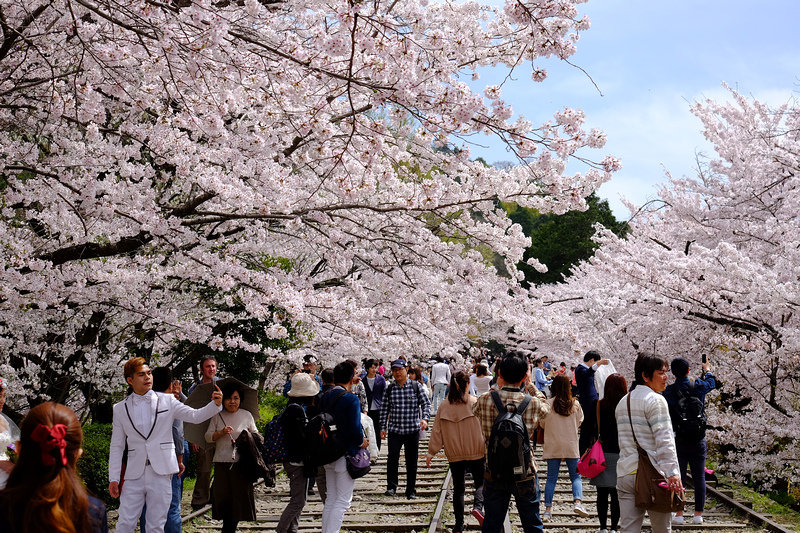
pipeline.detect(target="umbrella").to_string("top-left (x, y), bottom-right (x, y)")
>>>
top-left (183, 377), bottom-right (260, 449)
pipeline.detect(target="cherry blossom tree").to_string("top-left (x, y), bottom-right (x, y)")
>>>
top-left (0, 0), bottom-right (617, 410)
top-left (539, 86), bottom-right (800, 486)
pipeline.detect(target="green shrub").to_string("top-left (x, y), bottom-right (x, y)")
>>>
top-left (256, 390), bottom-right (287, 434)
top-left (79, 423), bottom-right (116, 509)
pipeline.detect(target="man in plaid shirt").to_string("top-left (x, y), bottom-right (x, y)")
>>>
top-left (380, 358), bottom-right (431, 499)
top-left (474, 353), bottom-right (550, 533)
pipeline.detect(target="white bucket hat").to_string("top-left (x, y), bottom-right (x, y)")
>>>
top-left (288, 372), bottom-right (319, 397)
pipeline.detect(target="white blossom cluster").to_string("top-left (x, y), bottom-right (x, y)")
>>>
top-left (0, 0), bottom-right (613, 405)
top-left (536, 87), bottom-right (800, 486)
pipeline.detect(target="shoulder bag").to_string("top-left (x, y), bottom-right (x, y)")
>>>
top-left (626, 395), bottom-right (684, 513)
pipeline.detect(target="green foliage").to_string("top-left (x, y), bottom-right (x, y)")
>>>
top-left (78, 423), bottom-right (116, 509)
top-left (505, 193), bottom-right (628, 287)
top-left (168, 312), bottom-right (303, 389)
top-left (255, 391), bottom-right (288, 434)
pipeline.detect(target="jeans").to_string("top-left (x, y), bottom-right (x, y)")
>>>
top-left (617, 473), bottom-right (672, 533)
top-left (386, 432), bottom-right (420, 496)
top-left (677, 438), bottom-right (708, 513)
top-left (432, 383), bottom-right (447, 413)
top-left (482, 473), bottom-right (543, 533)
top-left (277, 462), bottom-right (307, 533)
top-left (322, 456), bottom-right (355, 533)
top-left (450, 459), bottom-right (485, 530)
top-left (544, 458), bottom-right (582, 506)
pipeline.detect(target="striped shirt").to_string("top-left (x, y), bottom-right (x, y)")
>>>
top-left (473, 387), bottom-right (550, 475)
top-left (615, 385), bottom-right (680, 478)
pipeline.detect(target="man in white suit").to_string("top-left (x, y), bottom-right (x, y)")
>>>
top-left (109, 357), bottom-right (223, 533)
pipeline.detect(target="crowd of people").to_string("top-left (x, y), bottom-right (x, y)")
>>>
top-left (0, 347), bottom-right (718, 533)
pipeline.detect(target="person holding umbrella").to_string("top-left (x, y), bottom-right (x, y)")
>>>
top-left (187, 355), bottom-right (219, 510)
top-left (205, 381), bottom-right (260, 533)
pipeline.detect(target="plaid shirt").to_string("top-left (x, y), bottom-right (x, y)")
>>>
top-left (380, 379), bottom-right (431, 435)
top-left (473, 386), bottom-right (550, 475)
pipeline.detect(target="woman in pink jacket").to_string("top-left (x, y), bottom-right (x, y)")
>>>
top-left (426, 371), bottom-right (485, 533)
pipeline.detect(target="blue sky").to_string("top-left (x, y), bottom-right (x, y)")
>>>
top-left (468, 0), bottom-right (800, 218)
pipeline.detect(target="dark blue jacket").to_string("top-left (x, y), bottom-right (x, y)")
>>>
top-left (662, 372), bottom-right (716, 410)
top-left (359, 372), bottom-right (387, 412)
top-left (574, 363), bottom-right (598, 407)
top-left (319, 386), bottom-right (364, 456)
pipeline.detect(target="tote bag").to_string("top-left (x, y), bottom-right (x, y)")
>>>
top-left (577, 439), bottom-right (606, 478)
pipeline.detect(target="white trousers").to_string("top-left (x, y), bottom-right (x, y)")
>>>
top-left (115, 463), bottom-right (173, 533)
top-left (321, 456), bottom-right (355, 533)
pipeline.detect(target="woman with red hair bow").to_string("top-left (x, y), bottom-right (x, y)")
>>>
top-left (0, 401), bottom-right (108, 533)
top-left (0, 377), bottom-right (20, 489)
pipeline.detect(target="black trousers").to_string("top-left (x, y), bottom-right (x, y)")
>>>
top-left (386, 431), bottom-right (419, 496)
top-left (450, 459), bottom-right (485, 530)
top-left (367, 409), bottom-right (382, 450)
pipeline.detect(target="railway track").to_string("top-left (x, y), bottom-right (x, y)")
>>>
top-left (182, 432), bottom-right (795, 533)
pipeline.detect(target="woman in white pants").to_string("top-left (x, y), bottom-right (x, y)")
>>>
top-left (319, 362), bottom-right (368, 533)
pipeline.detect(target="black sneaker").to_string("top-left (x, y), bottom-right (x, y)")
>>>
top-left (384, 489), bottom-right (396, 497)
top-left (406, 492), bottom-right (418, 500)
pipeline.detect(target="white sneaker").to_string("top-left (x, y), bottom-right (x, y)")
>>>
top-left (692, 516), bottom-right (704, 524)
top-left (597, 529), bottom-right (608, 533)
top-left (542, 510), bottom-right (552, 522)
top-left (574, 503), bottom-right (589, 517)
top-left (672, 515), bottom-right (685, 525)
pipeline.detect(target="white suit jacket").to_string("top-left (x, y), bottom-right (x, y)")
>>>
top-left (109, 391), bottom-right (221, 482)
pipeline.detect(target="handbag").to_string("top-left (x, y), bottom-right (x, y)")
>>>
top-left (345, 447), bottom-right (371, 479)
top-left (577, 439), bottom-right (606, 478)
top-left (577, 401), bottom-right (606, 478)
top-left (626, 395), bottom-right (684, 513)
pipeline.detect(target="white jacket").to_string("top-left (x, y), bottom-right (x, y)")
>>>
top-left (361, 413), bottom-right (379, 463)
top-left (109, 392), bottom-right (221, 482)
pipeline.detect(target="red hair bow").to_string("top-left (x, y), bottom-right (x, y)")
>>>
top-left (30, 423), bottom-right (69, 467)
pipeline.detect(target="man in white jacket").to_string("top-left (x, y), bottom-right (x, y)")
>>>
top-left (109, 357), bottom-right (223, 533)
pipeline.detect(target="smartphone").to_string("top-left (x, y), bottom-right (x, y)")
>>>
top-left (702, 354), bottom-right (708, 364)
top-left (659, 481), bottom-right (685, 491)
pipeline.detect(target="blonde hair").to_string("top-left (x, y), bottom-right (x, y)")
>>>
top-left (123, 357), bottom-right (146, 380)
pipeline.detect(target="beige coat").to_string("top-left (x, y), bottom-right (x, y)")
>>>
top-left (427, 396), bottom-right (485, 463)
top-left (540, 398), bottom-right (583, 459)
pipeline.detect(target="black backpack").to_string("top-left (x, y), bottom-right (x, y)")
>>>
top-left (303, 389), bottom-right (348, 467)
top-left (673, 381), bottom-right (706, 442)
top-left (486, 390), bottom-right (533, 482)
